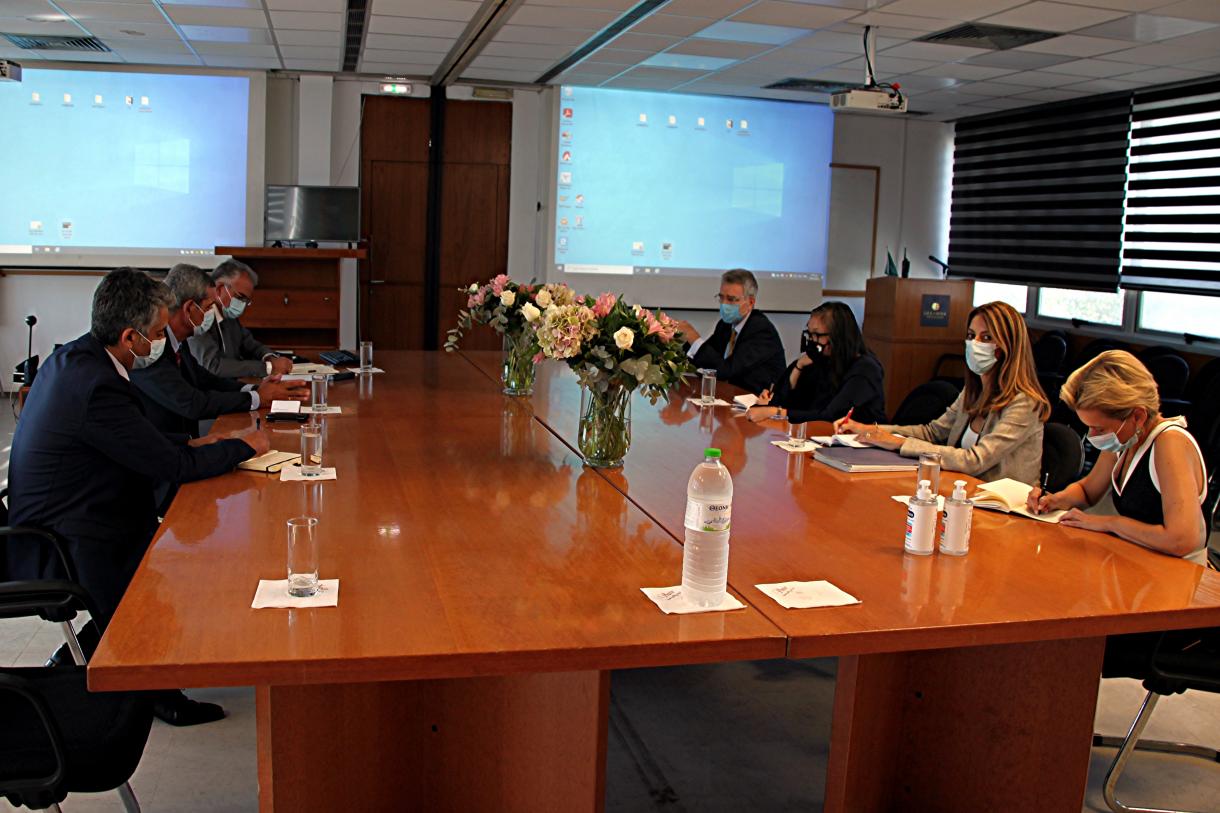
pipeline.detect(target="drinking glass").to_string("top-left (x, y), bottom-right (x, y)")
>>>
top-left (787, 417), bottom-right (808, 448)
top-left (358, 341), bottom-right (374, 371)
top-left (287, 516), bottom-right (319, 597)
top-left (699, 369), bottom-right (717, 406)
top-left (310, 374), bottom-right (328, 412)
top-left (917, 452), bottom-right (942, 496)
top-left (300, 425), bottom-right (323, 476)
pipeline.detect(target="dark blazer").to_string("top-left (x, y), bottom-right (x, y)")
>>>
top-left (131, 334), bottom-right (254, 438)
top-left (6, 334), bottom-right (253, 625)
top-left (772, 353), bottom-right (886, 424)
top-left (188, 315), bottom-right (275, 379)
top-left (690, 309), bottom-right (787, 395)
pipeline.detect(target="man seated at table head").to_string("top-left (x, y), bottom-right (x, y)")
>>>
top-left (672, 269), bottom-right (787, 395)
top-left (189, 259), bottom-right (293, 379)
top-left (6, 267), bottom-right (270, 724)
top-left (131, 263), bottom-right (308, 439)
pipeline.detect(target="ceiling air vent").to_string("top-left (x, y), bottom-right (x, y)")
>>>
top-left (765, 78), bottom-right (855, 94)
top-left (3, 33), bottom-right (111, 52)
top-left (918, 23), bottom-right (1058, 51)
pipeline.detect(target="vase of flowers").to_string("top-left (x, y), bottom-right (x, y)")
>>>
top-left (535, 291), bottom-right (693, 468)
top-left (446, 276), bottom-right (573, 397)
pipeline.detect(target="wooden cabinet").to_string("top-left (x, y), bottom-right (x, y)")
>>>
top-left (213, 246), bottom-right (365, 351)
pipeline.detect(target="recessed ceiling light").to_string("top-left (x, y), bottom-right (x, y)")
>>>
top-left (27, 14), bottom-right (68, 22)
top-left (119, 29), bottom-right (146, 36)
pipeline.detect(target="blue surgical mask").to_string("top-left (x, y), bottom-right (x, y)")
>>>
top-left (131, 330), bottom-right (166, 369)
top-left (965, 340), bottom-right (997, 375)
top-left (187, 301), bottom-right (212, 337)
top-left (200, 305), bottom-right (216, 333)
top-left (720, 303), bottom-right (743, 324)
top-left (224, 298), bottom-right (247, 319)
top-left (1088, 417), bottom-right (1138, 454)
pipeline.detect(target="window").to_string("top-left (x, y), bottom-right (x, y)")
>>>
top-left (1139, 291), bottom-right (1220, 340)
top-left (1037, 287), bottom-right (1124, 326)
top-left (973, 281), bottom-right (1028, 313)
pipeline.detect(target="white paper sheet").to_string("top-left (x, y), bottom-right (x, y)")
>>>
top-left (270, 400), bottom-right (300, 414)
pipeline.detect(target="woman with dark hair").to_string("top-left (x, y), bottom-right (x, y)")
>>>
top-left (838, 300), bottom-right (1050, 484)
top-left (746, 301), bottom-right (885, 425)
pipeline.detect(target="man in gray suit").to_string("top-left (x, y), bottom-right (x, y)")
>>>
top-left (189, 259), bottom-right (293, 379)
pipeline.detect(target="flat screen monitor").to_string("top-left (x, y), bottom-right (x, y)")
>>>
top-left (264, 185), bottom-right (360, 243)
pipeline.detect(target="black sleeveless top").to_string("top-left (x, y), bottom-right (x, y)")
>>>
top-left (1111, 422), bottom-right (1201, 528)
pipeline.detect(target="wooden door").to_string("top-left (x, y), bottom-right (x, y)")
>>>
top-left (360, 96), bottom-right (430, 350)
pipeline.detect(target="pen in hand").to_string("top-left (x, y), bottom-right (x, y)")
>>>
top-left (1034, 471), bottom-right (1051, 514)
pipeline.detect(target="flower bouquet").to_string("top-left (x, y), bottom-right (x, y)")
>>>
top-left (445, 275), bottom-right (574, 396)
top-left (535, 292), bottom-right (694, 467)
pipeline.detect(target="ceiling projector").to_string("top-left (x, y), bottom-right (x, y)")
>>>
top-left (0, 59), bottom-right (21, 82)
top-left (831, 86), bottom-right (907, 113)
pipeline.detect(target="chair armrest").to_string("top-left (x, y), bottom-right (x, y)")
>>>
top-left (0, 526), bottom-right (77, 583)
top-left (0, 672), bottom-right (69, 798)
top-left (0, 579), bottom-right (98, 624)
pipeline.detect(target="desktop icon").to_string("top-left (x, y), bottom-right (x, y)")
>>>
top-left (29, 220), bottom-right (43, 235)
top-left (667, 114), bottom-right (677, 127)
top-left (638, 113), bottom-right (648, 125)
top-left (60, 220), bottom-right (73, 239)
top-left (93, 94), bottom-right (103, 106)
top-left (560, 217), bottom-right (569, 228)
top-left (574, 216), bottom-right (584, 228)
top-left (559, 171), bottom-right (572, 185)
top-left (561, 130), bottom-right (572, 143)
top-left (740, 119), bottom-right (749, 131)
top-left (575, 194), bottom-right (585, 207)
top-left (558, 236), bottom-right (568, 250)
top-left (562, 107), bottom-right (573, 119)
top-left (30, 92), bottom-right (41, 104)
top-left (631, 241), bottom-right (644, 255)
top-left (697, 117), bottom-right (705, 128)
top-left (562, 86), bottom-right (574, 98)
top-left (140, 96), bottom-right (150, 107)
top-left (725, 119), bottom-right (733, 129)
top-left (62, 93), bottom-right (73, 106)
top-left (661, 241), bottom-right (673, 260)
top-left (561, 150), bottom-right (572, 163)
top-left (125, 95), bottom-right (134, 106)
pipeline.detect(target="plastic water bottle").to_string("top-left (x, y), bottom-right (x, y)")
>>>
top-left (904, 479), bottom-right (937, 556)
top-left (939, 479), bottom-right (973, 556)
top-left (682, 448), bottom-right (733, 607)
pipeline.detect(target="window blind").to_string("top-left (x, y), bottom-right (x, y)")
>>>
top-left (1122, 78), bottom-right (1220, 296)
top-left (948, 94), bottom-right (1131, 290)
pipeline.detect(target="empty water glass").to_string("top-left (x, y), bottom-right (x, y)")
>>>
top-left (358, 341), bottom-right (374, 372)
top-left (300, 425), bottom-right (323, 477)
top-left (917, 451), bottom-right (942, 496)
top-left (699, 369), bottom-right (717, 406)
top-left (287, 516), bottom-right (319, 597)
top-left (310, 374), bottom-right (328, 412)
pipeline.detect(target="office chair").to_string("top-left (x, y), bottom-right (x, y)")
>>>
top-left (890, 379), bottom-right (960, 426)
top-left (0, 491), bottom-right (151, 812)
top-left (1137, 348), bottom-right (1191, 418)
top-left (1092, 627), bottom-right (1220, 813)
top-left (1041, 423), bottom-right (1084, 493)
top-left (1031, 330), bottom-right (1069, 375)
top-left (930, 353), bottom-right (966, 389)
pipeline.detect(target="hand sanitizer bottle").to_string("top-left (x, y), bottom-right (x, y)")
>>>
top-left (904, 479), bottom-right (937, 556)
top-left (939, 479), bottom-right (973, 556)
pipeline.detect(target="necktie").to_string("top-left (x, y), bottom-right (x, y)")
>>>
top-left (727, 329), bottom-right (738, 358)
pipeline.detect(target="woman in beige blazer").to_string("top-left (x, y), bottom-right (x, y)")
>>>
top-left (838, 300), bottom-right (1051, 485)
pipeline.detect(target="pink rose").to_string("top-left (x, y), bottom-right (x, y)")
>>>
top-left (490, 274), bottom-right (510, 295)
top-left (593, 292), bottom-right (617, 318)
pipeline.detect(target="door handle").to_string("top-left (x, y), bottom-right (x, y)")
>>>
top-left (370, 280), bottom-right (386, 285)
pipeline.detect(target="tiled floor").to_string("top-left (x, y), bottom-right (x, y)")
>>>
top-left (2, 404), bottom-right (1218, 811)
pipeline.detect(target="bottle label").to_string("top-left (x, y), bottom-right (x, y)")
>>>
top-left (904, 505), bottom-right (935, 553)
top-left (685, 500), bottom-right (731, 532)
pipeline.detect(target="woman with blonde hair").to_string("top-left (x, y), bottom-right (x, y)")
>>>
top-left (837, 301), bottom-right (1050, 484)
top-left (1027, 350), bottom-right (1209, 563)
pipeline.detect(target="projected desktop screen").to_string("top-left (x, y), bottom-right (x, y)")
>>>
top-left (553, 87), bottom-right (833, 280)
top-left (0, 68), bottom-right (250, 258)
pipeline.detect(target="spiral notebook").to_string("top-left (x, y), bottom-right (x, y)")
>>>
top-left (813, 445), bottom-right (918, 473)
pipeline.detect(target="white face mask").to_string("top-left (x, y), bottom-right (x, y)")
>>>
top-left (131, 330), bottom-right (166, 369)
top-left (187, 301), bottom-right (212, 337)
top-left (965, 339), bottom-right (997, 375)
top-left (1088, 416), bottom-right (1139, 454)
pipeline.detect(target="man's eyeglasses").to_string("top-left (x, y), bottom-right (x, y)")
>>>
top-left (801, 330), bottom-right (831, 342)
top-left (222, 285), bottom-right (252, 305)
top-left (715, 294), bottom-right (746, 305)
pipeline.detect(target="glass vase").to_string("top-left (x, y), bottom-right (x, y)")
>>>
top-left (501, 330), bottom-right (537, 396)
top-left (578, 385), bottom-right (632, 468)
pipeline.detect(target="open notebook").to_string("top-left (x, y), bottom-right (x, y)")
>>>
top-left (809, 434), bottom-right (869, 448)
top-left (972, 478), bottom-right (1066, 524)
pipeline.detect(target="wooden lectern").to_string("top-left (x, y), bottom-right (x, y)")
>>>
top-left (862, 276), bottom-right (975, 416)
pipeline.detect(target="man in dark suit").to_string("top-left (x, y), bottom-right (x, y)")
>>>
top-left (674, 269), bottom-right (787, 394)
top-left (189, 259), bottom-right (293, 379)
top-left (132, 264), bottom-right (307, 439)
top-left (6, 267), bottom-right (270, 725)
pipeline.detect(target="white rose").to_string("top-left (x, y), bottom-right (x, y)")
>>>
top-left (500, 290), bottom-right (516, 307)
top-left (468, 283), bottom-right (479, 293)
top-left (613, 326), bottom-right (634, 350)
top-left (535, 289), bottom-right (552, 309)
top-left (522, 302), bottom-right (541, 323)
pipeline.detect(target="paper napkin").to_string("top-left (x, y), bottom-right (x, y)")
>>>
top-left (891, 495), bottom-right (947, 511)
top-left (252, 579), bottom-right (339, 609)
top-left (347, 367), bottom-right (385, 374)
top-left (641, 586), bottom-right (746, 615)
top-left (686, 397), bottom-right (733, 408)
top-left (755, 580), bottom-right (860, 610)
top-left (770, 439), bottom-right (817, 454)
top-left (280, 465), bottom-right (337, 482)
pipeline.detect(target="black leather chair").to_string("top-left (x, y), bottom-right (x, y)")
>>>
top-left (931, 353), bottom-right (966, 390)
top-left (1069, 338), bottom-right (1130, 373)
top-left (0, 490), bottom-right (151, 812)
top-left (1031, 330), bottom-right (1068, 375)
top-left (890, 379), bottom-right (961, 426)
top-left (1138, 347), bottom-right (1191, 418)
top-left (1093, 627), bottom-right (1220, 813)
top-left (1041, 423), bottom-right (1084, 493)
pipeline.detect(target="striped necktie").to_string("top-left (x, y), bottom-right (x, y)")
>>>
top-left (727, 328), bottom-right (738, 358)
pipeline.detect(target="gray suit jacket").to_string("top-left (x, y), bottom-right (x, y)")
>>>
top-left (882, 391), bottom-right (1045, 485)
top-left (188, 315), bottom-right (275, 379)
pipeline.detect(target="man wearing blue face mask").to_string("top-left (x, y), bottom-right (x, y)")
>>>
top-left (673, 268), bottom-right (786, 394)
top-left (188, 259), bottom-right (293, 379)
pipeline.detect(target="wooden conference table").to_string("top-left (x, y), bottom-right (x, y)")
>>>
top-left (89, 351), bottom-right (1220, 812)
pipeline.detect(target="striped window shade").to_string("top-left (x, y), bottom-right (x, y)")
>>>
top-left (948, 94), bottom-right (1132, 290)
top-left (1122, 79), bottom-right (1220, 296)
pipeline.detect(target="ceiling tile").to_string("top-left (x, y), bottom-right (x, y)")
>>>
top-left (267, 0), bottom-right (344, 10)
top-left (606, 33), bottom-right (679, 52)
top-left (1183, 55), bottom-right (1220, 72)
top-left (1117, 66), bottom-right (1213, 84)
top-left (202, 54), bottom-right (281, 68)
top-left (1055, 0), bottom-right (1180, 10)
top-left (807, 65), bottom-right (866, 83)
top-left (282, 58), bottom-right (339, 69)
top-left (565, 60), bottom-right (628, 76)
top-left (81, 20), bottom-right (182, 40)
top-left (506, 6), bottom-right (619, 29)
top-left (640, 51), bottom-right (737, 70)
top-left (847, 10), bottom-right (958, 32)
top-left (0, 16), bottom-right (87, 35)
top-left (493, 25), bottom-right (594, 45)
top-left (981, 2), bottom-right (1128, 33)
top-left (114, 51), bottom-right (203, 65)
top-left (1057, 77), bottom-right (1144, 92)
top-left (526, 0), bottom-right (638, 8)
top-left (180, 24), bottom-right (272, 42)
top-left (632, 14), bottom-right (715, 37)
top-left (480, 40), bottom-right (573, 59)
top-left (999, 69), bottom-right (1089, 86)
top-left (667, 38), bottom-right (771, 59)
top-left (918, 62), bottom-right (1017, 80)
top-left (161, 0), bottom-right (260, 7)
top-left (886, 73), bottom-right (961, 92)
top-left (660, 0), bottom-right (754, 19)
top-left (620, 65), bottom-right (704, 80)
top-left (954, 79), bottom-right (1040, 96)
top-left (1093, 42), bottom-right (1197, 63)
top-left (1154, 0), bottom-right (1220, 24)
top-left (278, 44), bottom-right (339, 58)
top-left (362, 47), bottom-right (441, 64)
top-left (269, 10), bottom-right (342, 30)
top-left (272, 27), bottom-right (341, 45)
top-left (164, 5), bottom-right (267, 27)
top-left (965, 96), bottom-right (1039, 109)
top-left (586, 47), bottom-right (649, 65)
top-left (601, 74), bottom-right (682, 89)
top-left (358, 60), bottom-right (435, 74)
top-left (962, 50), bottom-right (1075, 69)
top-left (0, 0), bottom-right (62, 16)
top-left (363, 32), bottom-right (452, 51)
top-left (837, 54), bottom-right (943, 74)
top-left (109, 39), bottom-right (191, 54)
top-left (468, 54), bottom-right (555, 71)
top-left (693, 20), bottom-right (811, 45)
top-left (556, 72), bottom-right (608, 85)
top-left (1073, 14), bottom-right (1218, 42)
top-left (881, 41), bottom-right (989, 61)
top-left (372, 0), bottom-right (477, 22)
top-left (784, 29), bottom-right (872, 54)
top-left (366, 15), bottom-right (464, 37)
top-left (730, 2), bottom-right (857, 29)
top-left (878, 0), bottom-right (1025, 19)
top-left (1013, 87), bottom-right (1088, 101)
top-left (1039, 57), bottom-right (1148, 76)
top-left (59, 2), bottom-right (165, 23)
top-left (193, 41), bottom-right (279, 55)
top-left (1015, 34), bottom-right (1131, 56)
